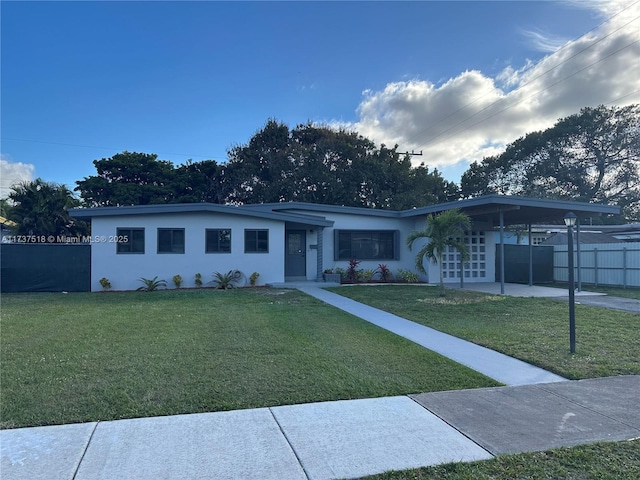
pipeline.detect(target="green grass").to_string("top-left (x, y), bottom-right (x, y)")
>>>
top-left (362, 439), bottom-right (640, 480)
top-left (547, 283), bottom-right (640, 300)
top-left (329, 285), bottom-right (640, 380)
top-left (0, 289), bottom-right (498, 429)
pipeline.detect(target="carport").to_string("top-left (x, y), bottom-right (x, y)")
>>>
top-left (401, 195), bottom-right (621, 294)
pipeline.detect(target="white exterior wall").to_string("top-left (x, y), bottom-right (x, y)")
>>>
top-left (317, 212), bottom-right (421, 278)
top-left (90, 212), bottom-right (284, 292)
top-left (409, 216), bottom-right (497, 284)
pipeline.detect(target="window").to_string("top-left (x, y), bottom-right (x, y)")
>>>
top-left (335, 230), bottom-right (399, 260)
top-left (116, 228), bottom-right (145, 254)
top-left (158, 228), bottom-right (185, 254)
top-left (245, 229), bottom-right (269, 253)
top-left (206, 229), bottom-right (231, 253)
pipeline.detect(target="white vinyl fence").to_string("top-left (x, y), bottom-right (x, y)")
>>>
top-left (554, 242), bottom-right (640, 288)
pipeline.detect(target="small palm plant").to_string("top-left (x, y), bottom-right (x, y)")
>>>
top-left (406, 209), bottom-right (471, 296)
top-left (210, 270), bottom-right (244, 289)
top-left (137, 276), bottom-right (167, 292)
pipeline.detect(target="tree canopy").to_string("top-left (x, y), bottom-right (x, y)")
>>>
top-left (7, 179), bottom-right (88, 238)
top-left (460, 104), bottom-right (640, 221)
top-left (76, 122), bottom-right (458, 209)
top-left (225, 120), bottom-right (458, 208)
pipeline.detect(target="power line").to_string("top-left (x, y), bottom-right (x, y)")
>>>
top-left (0, 137), bottom-right (227, 162)
top-left (399, 1), bottom-right (640, 150)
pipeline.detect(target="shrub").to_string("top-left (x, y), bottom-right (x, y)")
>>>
top-left (357, 269), bottom-right (374, 282)
top-left (249, 272), bottom-right (260, 286)
top-left (346, 259), bottom-right (360, 283)
top-left (137, 276), bottom-right (167, 292)
top-left (375, 264), bottom-right (393, 282)
top-left (334, 267), bottom-right (346, 281)
top-left (194, 273), bottom-right (203, 287)
top-left (397, 269), bottom-right (420, 283)
top-left (99, 277), bottom-right (111, 290)
top-left (172, 275), bottom-right (183, 288)
top-left (210, 270), bottom-right (244, 289)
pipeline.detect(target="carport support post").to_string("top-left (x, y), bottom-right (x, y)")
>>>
top-left (576, 221), bottom-right (582, 292)
top-left (316, 227), bottom-right (324, 282)
top-left (528, 223), bottom-right (533, 286)
top-left (499, 210), bottom-right (505, 295)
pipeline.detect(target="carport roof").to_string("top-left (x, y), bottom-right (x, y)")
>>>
top-left (399, 195), bottom-right (621, 226)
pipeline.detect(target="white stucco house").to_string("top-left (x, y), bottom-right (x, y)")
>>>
top-left (69, 195), bottom-right (620, 292)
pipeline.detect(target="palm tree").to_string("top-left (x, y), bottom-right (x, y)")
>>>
top-left (406, 208), bottom-right (472, 296)
top-left (7, 179), bottom-right (88, 238)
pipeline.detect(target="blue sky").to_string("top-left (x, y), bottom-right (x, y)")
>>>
top-left (2, 1), bottom-right (639, 198)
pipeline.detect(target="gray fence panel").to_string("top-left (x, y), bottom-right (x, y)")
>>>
top-left (496, 244), bottom-right (554, 284)
top-left (554, 242), bottom-right (640, 288)
top-left (0, 244), bottom-right (91, 292)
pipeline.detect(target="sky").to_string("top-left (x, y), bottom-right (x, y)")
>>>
top-left (1, 0), bottom-right (639, 199)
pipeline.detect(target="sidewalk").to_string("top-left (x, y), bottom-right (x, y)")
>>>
top-left (2, 283), bottom-right (637, 480)
top-left (2, 376), bottom-right (638, 480)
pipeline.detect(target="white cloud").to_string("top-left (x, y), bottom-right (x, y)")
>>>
top-left (521, 29), bottom-right (569, 53)
top-left (343, 1), bottom-right (640, 181)
top-left (0, 156), bottom-right (36, 199)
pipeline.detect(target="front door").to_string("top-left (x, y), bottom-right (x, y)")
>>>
top-left (285, 230), bottom-right (306, 278)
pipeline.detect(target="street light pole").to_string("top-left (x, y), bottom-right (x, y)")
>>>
top-left (564, 212), bottom-right (577, 354)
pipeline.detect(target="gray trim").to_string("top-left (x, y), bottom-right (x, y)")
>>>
top-left (69, 203), bottom-right (334, 227)
top-left (70, 195), bottom-right (620, 229)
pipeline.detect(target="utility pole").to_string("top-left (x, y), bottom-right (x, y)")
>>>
top-left (399, 150), bottom-right (423, 157)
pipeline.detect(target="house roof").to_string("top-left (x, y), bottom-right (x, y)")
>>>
top-left (69, 195), bottom-right (620, 228)
top-left (0, 215), bottom-right (17, 227)
top-left (399, 195), bottom-right (621, 226)
top-left (68, 203), bottom-right (334, 227)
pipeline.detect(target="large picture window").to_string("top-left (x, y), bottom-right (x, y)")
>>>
top-left (335, 230), bottom-right (399, 260)
top-left (158, 228), bottom-right (185, 254)
top-left (245, 229), bottom-right (269, 253)
top-left (206, 229), bottom-right (231, 253)
top-left (116, 228), bottom-right (145, 254)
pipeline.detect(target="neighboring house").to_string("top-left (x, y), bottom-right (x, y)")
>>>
top-left (69, 195), bottom-right (620, 292)
top-left (0, 216), bottom-right (17, 243)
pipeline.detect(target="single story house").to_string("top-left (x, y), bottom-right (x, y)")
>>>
top-left (69, 195), bottom-right (620, 292)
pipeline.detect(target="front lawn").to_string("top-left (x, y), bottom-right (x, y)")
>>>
top-left (329, 285), bottom-right (640, 379)
top-left (0, 289), bottom-right (498, 429)
top-left (364, 439), bottom-right (640, 480)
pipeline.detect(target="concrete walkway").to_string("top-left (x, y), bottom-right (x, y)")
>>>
top-left (299, 286), bottom-right (566, 386)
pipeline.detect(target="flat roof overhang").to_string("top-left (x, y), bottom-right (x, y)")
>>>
top-left (68, 203), bottom-right (334, 228)
top-left (400, 195), bottom-right (621, 227)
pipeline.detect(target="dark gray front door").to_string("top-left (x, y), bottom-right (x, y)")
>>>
top-left (285, 230), bottom-right (306, 277)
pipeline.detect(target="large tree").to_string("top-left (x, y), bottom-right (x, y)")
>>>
top-left (7, 179), bottom-right (88, 238)
top-left (76, 152), bottom-right (226, 206)
top-left (76, 152), bottom-right (176, 206)
top-left (460, 104), bottom-right (640, 221)
top-left (226, 120), bottom-right (458, 208)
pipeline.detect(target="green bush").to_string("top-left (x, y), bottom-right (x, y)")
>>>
top-left (99, 277), bottom-right (111, 290)
top-left (210, 270), bottom-right (245, 289)
top-left (172, 275), bottom-right (183, 288)
top-left (396, 269), bottom-right (420, 283)
top-left (137, 276), bottom-right (167, 292)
